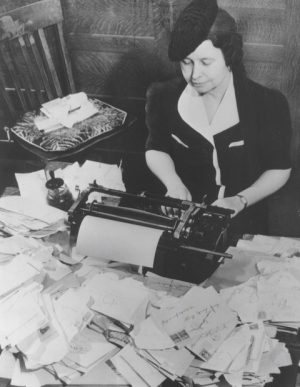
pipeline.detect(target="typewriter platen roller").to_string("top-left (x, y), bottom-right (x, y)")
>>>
top-left (68, 183), bottom-right (233, 283)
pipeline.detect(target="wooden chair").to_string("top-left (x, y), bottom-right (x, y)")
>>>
top-left (0, 0), bottom-right (75, 193)
top-left (0, 0), bottom-right (75, 127)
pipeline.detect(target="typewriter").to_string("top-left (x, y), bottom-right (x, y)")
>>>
top-left (68, 183), bottom-right (233, 283)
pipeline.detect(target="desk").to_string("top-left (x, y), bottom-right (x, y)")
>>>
top-left (0, 197), bottom-right (299, 386)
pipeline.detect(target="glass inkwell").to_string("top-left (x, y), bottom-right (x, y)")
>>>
top-left (45, 170), bottom-right (74, 211)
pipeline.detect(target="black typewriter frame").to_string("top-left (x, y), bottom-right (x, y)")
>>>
top-left (68, 183), bottom-right (233, 283)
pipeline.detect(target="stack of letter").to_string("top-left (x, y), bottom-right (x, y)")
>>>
top-left (0, 228), bottom-right (299, 387)
top-left (0, 195), bottom-right (67, 238)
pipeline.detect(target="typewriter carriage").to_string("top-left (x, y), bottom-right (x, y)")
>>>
top-left (68, 183), bottom-right (233, 283)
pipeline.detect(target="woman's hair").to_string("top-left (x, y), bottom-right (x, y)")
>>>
top-left (207, 9), bottom-right (245, 76)
top-left (168, 0), bottom-right (246, 77)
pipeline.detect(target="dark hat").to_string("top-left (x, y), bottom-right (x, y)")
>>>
top-left (168, 0), bottom-right (218, 61)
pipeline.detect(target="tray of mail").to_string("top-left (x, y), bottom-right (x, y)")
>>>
top-left (9, 93), bottom-right (131, 160)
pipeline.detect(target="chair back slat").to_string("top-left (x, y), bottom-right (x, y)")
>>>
top-left (0, 71), bottom-right (16, 116)
top-left (8, 39), bottom-right (37, 110)
top-left (0, 43), bottom-right (29, 112)
top-left (0, 0), bottom-right (75, 122)
top-left (36, 28), bottom-right (62, 98)
top-left (25, 33), bottom-right (53, 101)
top-left (18, 36), bottom-right (45, 105)
top-left (56, 22), bottom-right (75, 94)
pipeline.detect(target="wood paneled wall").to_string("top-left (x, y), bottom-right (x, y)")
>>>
top-left (61, 0), bottom-right (300, 161)
top-left (1, 0), bottom-right (300, 163)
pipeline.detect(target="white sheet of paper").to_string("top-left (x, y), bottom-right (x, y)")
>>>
top-left (77, 215), bottom-right (163, 268)
top-left (0, 196), bottom-right (66, 224)
top-left (257, 352), bottom-right (280, 377)
top-left (10, 357), bottom-right (24, 387)
top-left (0, 208), bottom-right (48, 233)
top-left (78, 160), bottom-right (125, 192)
top-left (88, 275), bottom-right (150, 324)
top-left (49, 362), bottom-right (81, 384)
top-left (269, 341), bottom-right (292, 368)
top-left (60, 100), bottom-right (98, 128)
top-left (257, 257), bottom-right (300, 281)
top-left (190, 308), bottom-right (237, 360)
top-left (256, 271), bottom-right (300, 322)
top-left (237, 235), bottom-right (300, 258)
top-left (224, 372), bottom-right (243, 387)
top-left (11, 359), bottom-right (42, 387)
top-left (236, 235), bottom-right (280, 254)
top-left (52, 160), bottom-right (125, 199)
top-left (111, 345), bottom-right (165, 387)
top-left (152, 286), bottom-right (237, 350)
top-left (72, 360), bottom-right (127, 385)
top-left (15, 169), bottom-right (48, 204)
top-left (220, 279), bottom-right (259, 323)
top-left (34, 115), bottom-right (62, 132)
top-left (0, 255), bottom-right (40, 297)
top-left (203, 325), bottom-right (251, 373)
top-left (0, 235), bottom-right (39, 255)
top-left (144, 347), bottom-right (194, 377)
top-left (0, 350), bottom-right (17, 379)
top-left (66, 329), bottom-right (117, 368)
top-left (0, 283), bottom-right (46, 347)
top-left (131, 317), bottom-right (175, 350)
top-left (21, 293), bottom-right (70, 368)
top-left (53, 288), bottom-right (94, 341)
top-left (207, 246), bottom-right (276, 290)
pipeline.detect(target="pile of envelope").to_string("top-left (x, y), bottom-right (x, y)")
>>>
top-left (0, 195), bottom-right (67, 238)
top-left (0, 258), bottom-right (154, 385)
top-left (220, 256), bottom-right (300, 339)
top-left (110, 285), bottom-right (291, 387)
top-left (34, 92), bottom-right (98, 131)
top-left (236, 234), bottom-right (300, 258)
top-left (0, 231), bottom-right (296, 387)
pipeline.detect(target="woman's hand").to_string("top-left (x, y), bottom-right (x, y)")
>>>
top-left (145, 150), bottom-right (192, 215)
top-left (166, 182), bottom-right (192, 201)
top-left (162, 182), bottom-right (192, 217)
top-left (212, 195), bottom-right (246, 217)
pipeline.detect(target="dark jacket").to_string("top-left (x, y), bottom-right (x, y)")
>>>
top-left (145, 74), bottom-right (292, 235)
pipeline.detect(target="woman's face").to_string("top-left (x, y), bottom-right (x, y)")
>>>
top-left (180, 40), bottom-right (230, 95)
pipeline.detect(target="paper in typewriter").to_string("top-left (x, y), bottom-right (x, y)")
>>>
top-left (76, 216), bottom-right (163, 268)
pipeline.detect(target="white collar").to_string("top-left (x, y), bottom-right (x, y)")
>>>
top-left (177, 72), bottom-right (239, 144)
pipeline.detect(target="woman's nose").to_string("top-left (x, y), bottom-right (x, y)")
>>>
top-left (191, 62), bottom-right (204, 80)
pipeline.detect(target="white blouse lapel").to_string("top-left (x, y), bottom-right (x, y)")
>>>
top-left (177, 84), bottom-right (214, 145)
top-left (177, 84), bottom-right (223, 195)
top-left (177, 76), bottom-right (239, 200)
top-left (211, 73), bottom-right (239, 135)
top-left (177, 73), bottom-right (239, 139)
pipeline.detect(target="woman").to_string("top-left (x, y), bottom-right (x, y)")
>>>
top-left (145, 0), bottom-right (291, 236)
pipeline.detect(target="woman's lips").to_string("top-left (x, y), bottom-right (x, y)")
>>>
top-left (192, 81), bottom-right (207, 87)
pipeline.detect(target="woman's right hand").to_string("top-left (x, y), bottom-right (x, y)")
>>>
top-left (165, 182), bottom-right (192, 201)
top-left (162, 181), bottom-right (192, 217)
top-left (145, 150), bottom-right (192, 214)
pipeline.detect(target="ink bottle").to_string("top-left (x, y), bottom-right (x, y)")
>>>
top-left (45, 170), bottom-right (74, 211)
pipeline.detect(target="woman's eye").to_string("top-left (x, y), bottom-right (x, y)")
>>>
top-left (182, 59), bottom-right (192, 65)
top-left (202, 59), bottom-right (213, 65)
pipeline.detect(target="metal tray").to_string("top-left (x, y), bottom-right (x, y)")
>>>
top-left (9, 100), bottom-right (135, 161)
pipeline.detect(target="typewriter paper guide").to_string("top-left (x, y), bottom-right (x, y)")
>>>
top-left (76, 216), bottom-right (164, 267)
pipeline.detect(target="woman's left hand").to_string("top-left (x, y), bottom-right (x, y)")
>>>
top-left (212, 196), bottom-right (245, 217)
